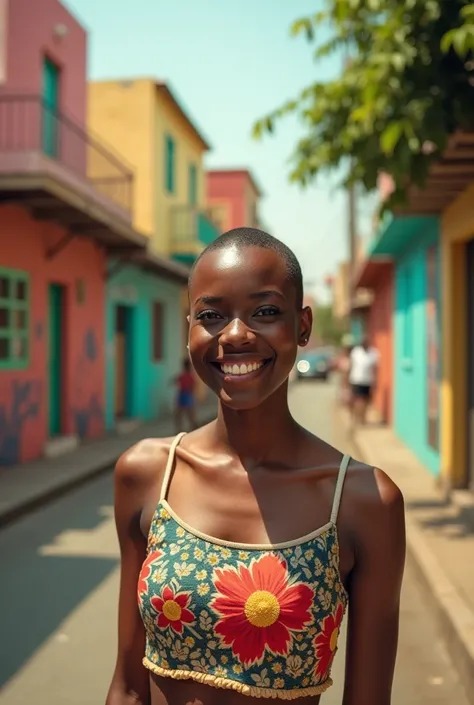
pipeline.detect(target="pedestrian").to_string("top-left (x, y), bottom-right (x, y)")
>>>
top-left (109, 228), bottom-right (405, 705)
top-left (173, 358), bottom-right (197, 432)
top-left (336, 334), bottom-right (353, 409)
top-left (349, 336), bottom-right (380, 425)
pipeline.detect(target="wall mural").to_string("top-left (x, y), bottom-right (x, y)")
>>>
top-left (0, 380), bottom-right (42, 466)
top-left (71, 327), bottom-right (103, 439)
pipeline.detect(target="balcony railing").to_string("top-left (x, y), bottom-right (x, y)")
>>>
top-left (0, 94), bottom-right (133, 212)
top-left (171, 206), bottom-right (220, 252)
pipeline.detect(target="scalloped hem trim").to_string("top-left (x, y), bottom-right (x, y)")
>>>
top-left (143, 658), bottom-right (333, 699)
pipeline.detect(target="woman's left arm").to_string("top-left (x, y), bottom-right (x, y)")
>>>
top-left (343, 468), bottom-right (406, 705)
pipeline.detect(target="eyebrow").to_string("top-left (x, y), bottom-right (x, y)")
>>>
top-left (194, 290), bottom-right (285, 306)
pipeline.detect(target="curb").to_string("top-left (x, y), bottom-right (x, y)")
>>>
top-left (346, 417), bottom-right (474, 704)
top-left (0, 409), bottom-right (217, 531)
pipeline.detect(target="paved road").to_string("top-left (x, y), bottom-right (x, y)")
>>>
top-left (0, 380), bottom-right (469, 704)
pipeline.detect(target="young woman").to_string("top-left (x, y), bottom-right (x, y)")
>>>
top-left (108, 228), bottom-right (405, 705)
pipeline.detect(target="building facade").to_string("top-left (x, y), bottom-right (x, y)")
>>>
top-left (206, 169), bottom-right (264, 232)
top-left (441, 180), bottom-right (474, 490)
top-left (0, 0), bottom-right (151, 465)
top-left (88, 77), bottom-right (214, 414)
top-left (88, 78), bottom-right (220, 264)
top-left (105, 260), bottom-right (187, 431)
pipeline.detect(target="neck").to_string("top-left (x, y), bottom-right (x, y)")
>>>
top-left (212, 381), bottom-right (301, 464)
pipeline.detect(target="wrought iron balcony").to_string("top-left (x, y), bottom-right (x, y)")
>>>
top-left (171, 206), bottom-right (221, 263)
top-left (0, 94), bottom-right (133, 213)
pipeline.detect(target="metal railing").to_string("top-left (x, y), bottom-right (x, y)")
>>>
top-left (0, 94), bottom-right (133, 212)
top-left (171, 205), bottom-right (220, 249)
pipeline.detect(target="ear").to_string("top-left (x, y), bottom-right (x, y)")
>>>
top-left (187, 315), bottom-right (190, 323)
top-left (299, 306), bottom-right (312, 347)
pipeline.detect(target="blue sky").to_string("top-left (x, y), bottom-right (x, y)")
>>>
top-left (65, 0), bottom-right (374, 303)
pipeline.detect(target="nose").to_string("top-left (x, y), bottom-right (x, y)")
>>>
top-left (218, 317), bottom-right (255, 348)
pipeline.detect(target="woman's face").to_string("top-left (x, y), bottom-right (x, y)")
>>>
top-left (188, 244), bottom-right (312, 410)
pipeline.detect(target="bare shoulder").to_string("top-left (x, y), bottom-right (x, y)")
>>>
top-left (114, 436), bottom-right (175, 489)
top-left (343, 460), bottom-right (405, 545)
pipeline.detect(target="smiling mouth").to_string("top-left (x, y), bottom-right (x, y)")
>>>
top-left (210, 358), bottom-right (272, 379)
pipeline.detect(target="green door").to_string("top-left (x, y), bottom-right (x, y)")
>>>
top-left (48, 284), bottom-right (63, 436)
top-left (42, 58), bottom-right (59, 158)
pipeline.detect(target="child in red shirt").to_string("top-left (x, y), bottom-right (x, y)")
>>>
top-left (174, 359), bottom-right (197, 431)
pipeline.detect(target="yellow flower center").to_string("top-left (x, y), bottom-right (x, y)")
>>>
top-left (329, 627), bottom-right (339, 652)
top-left (244, 590), bottom-right (280, 628)
top-left (163, 599), bottom-right (182, 622)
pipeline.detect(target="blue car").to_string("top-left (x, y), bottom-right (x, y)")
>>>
top-left (295, 349), bottom-right (332, 381)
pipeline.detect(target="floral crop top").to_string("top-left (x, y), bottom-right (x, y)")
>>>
top-left (138, 433), bottom-right (350, 700)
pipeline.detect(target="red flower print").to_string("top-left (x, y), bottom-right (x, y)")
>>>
top-left (151, 586), bottom-right (195, 634)
top-left (210, 553), bottom-right (314, 666)
top-left (137, 550), bottom-right (163, 603)
top-left (313, 601), bottom-right (345, 679)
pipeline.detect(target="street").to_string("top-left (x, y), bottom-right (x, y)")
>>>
top-left (0, 380), bottom-right (469, 705)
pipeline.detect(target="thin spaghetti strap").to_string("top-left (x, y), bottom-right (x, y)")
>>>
top-left (160, 432), bottom-right (187, 501)
top-left (330, 454), bottom-right (351, 524)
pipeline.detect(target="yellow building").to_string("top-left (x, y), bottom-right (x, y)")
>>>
top-left (441, 179), bottom-right (474, 491)
top-left (88, 78), bottom-right (220, 402)
top-left (87, 78), bottom-right (219, 262)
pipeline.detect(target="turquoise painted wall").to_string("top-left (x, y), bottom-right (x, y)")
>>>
top-left (394, 219), bottom-right (441, 475)
top-left (350, 316), bottom-right (364, 344)
top-left (105, 265), bottom-right (183, 431)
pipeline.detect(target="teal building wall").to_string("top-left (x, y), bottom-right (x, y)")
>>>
top-left (105, 265), bottom-right (183, 431)
top-left (393, 218), bottom-right (441, 475)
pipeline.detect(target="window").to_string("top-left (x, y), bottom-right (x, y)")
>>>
top-left (165, 135), bottom-right (176, 194)
top-left (188, 163), bottom-right (197, 206)
top-left (152, 302), bottom-right (163, 361)
top-left (0, 268), bottom-right (29, 369)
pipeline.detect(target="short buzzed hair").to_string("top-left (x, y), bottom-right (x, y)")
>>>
top-left (189, 227), bottom-right (304, 309)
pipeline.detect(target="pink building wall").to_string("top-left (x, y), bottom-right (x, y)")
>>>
top-left (0, 0), bottom-right (87, 125)
top-left (207, 170), bottom-right (261, 231)
top-left (0, 206), bottom-right (105, 465)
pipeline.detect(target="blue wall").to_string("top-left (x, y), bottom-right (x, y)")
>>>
top-left (105, 265), bottom-right (183, 431)
top-left (394, 218), bottom-right (441, 475)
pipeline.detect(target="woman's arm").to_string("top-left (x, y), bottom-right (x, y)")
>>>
top-left (343, 468), bottom-right (406, 705)
top-left (106, 448), bottom-right (152, 705)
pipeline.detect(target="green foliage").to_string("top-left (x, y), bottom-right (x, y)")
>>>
top-left (253, 0), bottom-right (474, 207)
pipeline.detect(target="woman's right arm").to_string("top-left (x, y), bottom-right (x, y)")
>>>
top-left (106, 448), bottom-right (151, 705)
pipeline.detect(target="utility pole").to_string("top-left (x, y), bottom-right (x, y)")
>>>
top-left (348, 178), bottom-right (357, 310)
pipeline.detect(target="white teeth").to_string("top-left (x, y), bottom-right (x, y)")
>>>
top-left (220, 361), bottom-right (264, 376)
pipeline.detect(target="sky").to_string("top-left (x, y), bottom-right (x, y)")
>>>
top-left (65, 0), bottom-right (375, 303)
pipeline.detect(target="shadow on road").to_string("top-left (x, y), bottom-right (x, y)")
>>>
top-left (0, 471), bottom-right (118, 689)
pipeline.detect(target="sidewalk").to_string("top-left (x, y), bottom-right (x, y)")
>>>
top-left (338, 407), bottom-right (474, 704)
top-left (0, 399), bottom-right (217, 528)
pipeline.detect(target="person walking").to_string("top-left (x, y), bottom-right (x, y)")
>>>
top-left (109, 228), bottom-right (404, 705)
top-left (349, 336), bottom-right (380, 425)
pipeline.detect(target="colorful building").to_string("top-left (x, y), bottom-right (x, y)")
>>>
top-left (104, 256), bottom-right (188, 431)
top-left (88, 78), bottom-right (220, 265)
top-left (0, 0), bottom-right (190, 465)
top-left (436, 134), bottom-right (474, 491)
top-left (88, 77), bottom-right (216, 416)
top-left (206, 169), bottom-right (264, 232)
top-left (0, 0), bottom-right (154, 464)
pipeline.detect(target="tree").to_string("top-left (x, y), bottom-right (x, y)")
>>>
top-left (253, 0), bottom-right (474, 208)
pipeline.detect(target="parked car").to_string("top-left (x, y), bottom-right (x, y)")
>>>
top-left (295, 348), bottom-right (332, 381)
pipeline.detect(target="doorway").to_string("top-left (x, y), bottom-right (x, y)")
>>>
top-left (115, 305), bottom-right (132, 419)
top-left (42, 57), bottom-right (60, 158)
top-left (466, 241), bottom-right (474, 490)
top-left (48, 283), bottom-right (64, 437)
